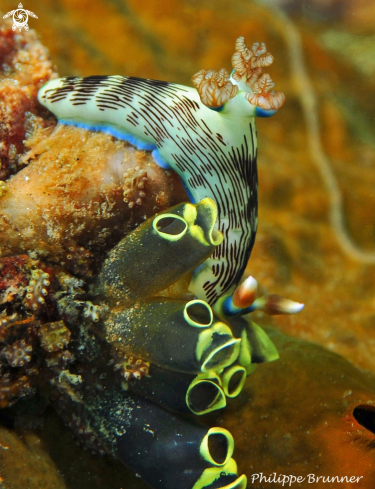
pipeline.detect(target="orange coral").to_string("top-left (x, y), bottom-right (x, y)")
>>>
top-left (23, 268), bottom-right (50, 312)
top-left (111, 351), bottom-right (150, 381)
top-left (2, 339), bottom-right (32, 368)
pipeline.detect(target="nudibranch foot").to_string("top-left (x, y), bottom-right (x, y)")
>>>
top-left (57, 118), bottom-right (157, 151)
top-left (151, 149), bottom-right (172, 170)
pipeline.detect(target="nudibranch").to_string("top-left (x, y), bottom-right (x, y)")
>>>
top-left (38, 37), bottom-right (285, 308)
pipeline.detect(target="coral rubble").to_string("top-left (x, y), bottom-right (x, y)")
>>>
top-left (0, 125), bottom-right (185, 264)
top-left (0, 18), bottom-right (56, 180)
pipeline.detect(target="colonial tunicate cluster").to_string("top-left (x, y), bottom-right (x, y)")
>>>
top-left (111, 351), bottom-right (150, 381)
top-left (83, 301), bottom-right (101, 322)
top-left (46, 198), bottom-right (282, 489)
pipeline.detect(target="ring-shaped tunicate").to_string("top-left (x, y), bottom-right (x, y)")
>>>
top-left (184, 300), bottom-right (213, 328)
top-left (152, 214), bottom-right (188, 241)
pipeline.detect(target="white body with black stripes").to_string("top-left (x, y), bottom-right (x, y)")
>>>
top-left (38, 75), bottom-right (258, 305)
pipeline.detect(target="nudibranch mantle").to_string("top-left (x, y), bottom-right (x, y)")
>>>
top-left (38, 37), bottom-right (284, 307)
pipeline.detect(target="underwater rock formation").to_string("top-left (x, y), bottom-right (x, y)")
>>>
top-left (0, 124), bottom-right (186, 263)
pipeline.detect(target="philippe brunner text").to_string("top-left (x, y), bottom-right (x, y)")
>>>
top-left (250, 473), bottom-right (364, 486)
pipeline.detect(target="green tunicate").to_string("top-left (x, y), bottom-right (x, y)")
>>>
top-left (105, 298), bottom-right (240, 374)
top-left (96, 199), bottom-right (222, 306)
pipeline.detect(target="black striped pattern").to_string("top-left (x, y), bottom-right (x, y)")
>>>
top-left (40, 75), bottom-right (258, 305)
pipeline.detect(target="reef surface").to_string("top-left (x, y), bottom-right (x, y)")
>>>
top-left (1, 1), bottom-right (375, 488)
top-left (2, 0), bottom-right (375, 374)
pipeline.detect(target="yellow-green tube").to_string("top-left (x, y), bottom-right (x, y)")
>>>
top-left (192, 460), bottom-right (247, 489)
top-left (126, 365), bottom-right (226, 415)
top-left (96, 199), bottom-right (222, 306)
top-left (104, 298), bottom-right (240, 374)
top-left (186, 372), bottom-right (227, 415)
top-left (221, 365), bottom-right (247, 398)
top-left (228, 315), bottom-right (279, 365)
